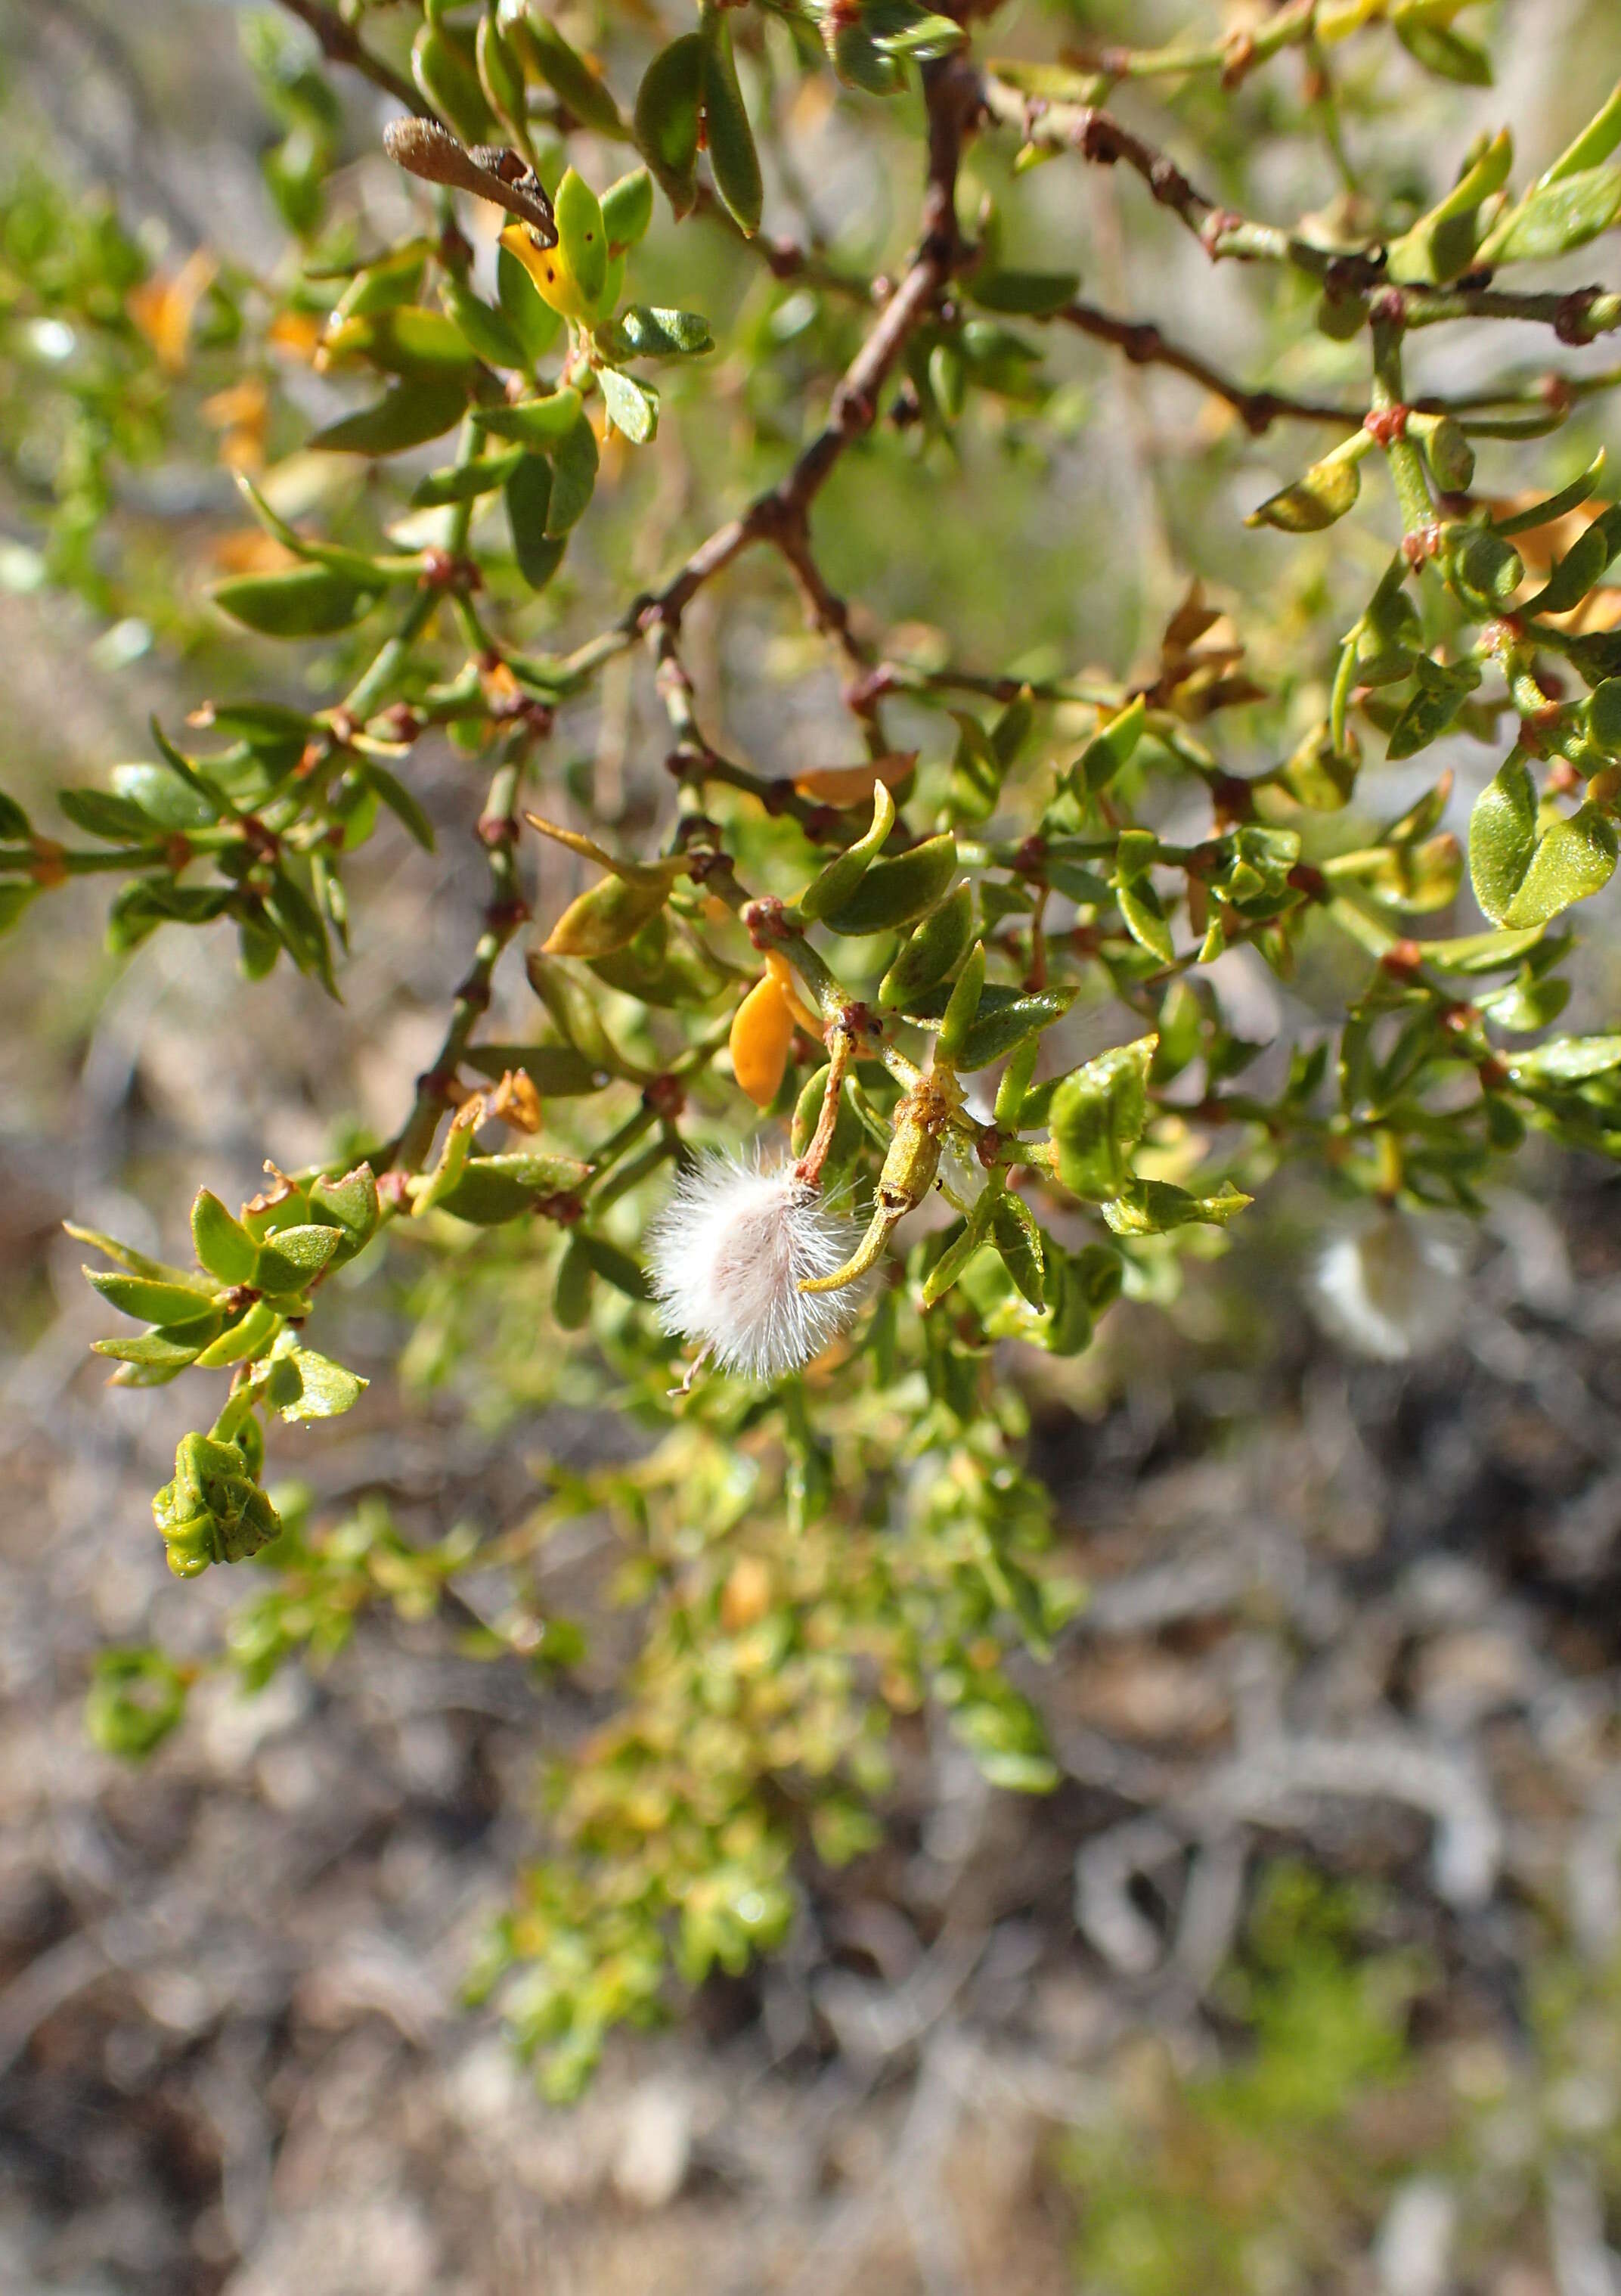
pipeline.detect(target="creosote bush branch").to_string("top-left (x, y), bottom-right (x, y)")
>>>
top-left (9, 0), bottom-right (1621, 2093)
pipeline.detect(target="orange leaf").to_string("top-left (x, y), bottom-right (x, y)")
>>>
top-left (792, 752), bottom-right (917, 805)
top-left (127, 249), bottom-right (216, 374)
top-left (208, 529), bottom-right (297, 576)
top-left (730, 972), bottom-right (796, 1107)
top-left (268, 309), bottom-right (325, 364)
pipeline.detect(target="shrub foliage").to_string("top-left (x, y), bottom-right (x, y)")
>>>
top-left (9, 0), bottom-right (1621, 2090)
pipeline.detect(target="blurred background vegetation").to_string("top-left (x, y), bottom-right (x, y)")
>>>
top-left (10, 0), bottom-right (1621, 2289)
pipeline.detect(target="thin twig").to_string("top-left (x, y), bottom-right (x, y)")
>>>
top-left (382, 736), bottom-right (535, 1173)
top-left (1055, 297), bottom-right (1359, 432)
top-left (982, 73), bottom-right (1621, 342)
top-left (538, 58), bottom-right (975, 700)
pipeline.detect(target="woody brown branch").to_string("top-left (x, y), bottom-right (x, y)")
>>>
top-left (980, 72), bottom-right (1621, 339)
top-left (631, 54), bottom-right (976, 641)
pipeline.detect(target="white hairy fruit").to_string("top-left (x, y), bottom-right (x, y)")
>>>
top-left (645, 1150), bottom-right (872, 1380)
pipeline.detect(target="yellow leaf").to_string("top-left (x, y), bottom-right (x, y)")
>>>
top-left (498, 222), bottom-right (596, 324)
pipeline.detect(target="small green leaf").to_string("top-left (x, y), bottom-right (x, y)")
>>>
top-left (1591, 678), bottom-right (1621, 756)
top-left (253, 1223), bottom-right (342, 1290)
top-left (1492, 450), bottom-right (1607, 536)
top-left (323, 306), bottom-right (476, 383)
top-left (801, 783), bottom-right (897, 923)
top-left (1508, 1034), bottom-right (1621, 1084)
top-left (480, 384), bottom-right (585, 444)
top-left (599, 367), bottom-right (659, 444)
top-left (544, 870), bottom-right (671, 957)
top-left (1354, 562), bottom-right (1424, 687)
top-left (212, 565), bottom-right (378, 638)
top-left (64, 1224), bottom-right (202, 1289)
top-left (879, 883), bottom-right (975, 1006)
top-left (192, 1190), bottom-right (259, 1285)
top-left (1421, 414), bottom-right (1475, 492)
top-left (1469, 755), bottom-right (1538, 923)
top-left (1524, 523), bottom-right (1613, 617)
top-left (440, 274), bottom-right (528, 371)
top-left (86, 1271), bottom-right (221, 1326)
top-left (1049, 1035), bottom-right (1156, 1201)
top-left (506, 455), bottom-right (568, 591)
top-left (309, 377), bottom-right (468, 456)
top-left (575, 1231), bottom-right (651, 1301)
top-left (1116, 874), bottom-right (1174, 963)
top-left (193, 1300), bottom-right (280, 1368)
top-left (1385, 658), bottom-right (1481, 762)
top-left (475, 8), bottom-right (528, 137)
top-left (991, 1194), bottom-right (1045, 1306)
top-left (518, 9), bottom-right (626, 138)
top-left (821, 831), bottom-right (958, 935)
top-left (1415, 924), bottom-right (1545, 973)
top-left (553, 1234), bottom-right (594, 1330)
top-left (1446, 525), bottom-right (1524, 610)
top-left (1502, 802), bottom-right (1618, 926)
top-left (1385, 125), bottom-right (1513, 281)
top-left (554, 167), bottom-right (607, 309)
top-left (308, 1165), bottom-right (380, 1248)
top-left (826, 15), bottom-right (904, 95)
top-left (607, 305), bottom-right (714, 359)
top-left (871, 5), bottom-right (967, 60)
top-left (700, 5), bottom-right (762, 235)
top-left (57, 789), bottom-right (154, 842)
top-left (921, 1211), bottom-right (991, 1307)
top-left (109, 762), bottom-right (219, 831)
top-left (434, 1153), bottom-right (594, 1224)
top-left (412, 21), bottom-right (498, 144)
top-left (968, 269), bottom-right (1080, 317)
top-left (362, 761), bottom-right (436, 852)
top-left (92, 1330), bottom-right (209, 1368)
top-left (634, 34), bottom-right (703, 219)
top-left (1280, 721), bottom-right (1357, 810)
top-left (1477, 164), bottom-right (1621, 265)
top-left (1393, 14), bottom-right (1492, 87)
top-left (938, 942), bottom-right (987, 1063)
top-left (995, 1037), bottom-right (1040, 1125)
top-left (276, 1344), bottom-right (367, 1423)
top-left (601, 166), bottom-right (655, 247)
top-left (953, 985), bottom-right (1077, 1071)
top-left (1247, 442), bottom-right (1364, 532)
top-left (1078, 695), bottom-right (1147, 793)
top-left (1102, 1179), bottom-right (1251, 1234)
top-left (945, 712), bottom-right (1002, 823)
top-left (547, 411), bottom-right (600, 533)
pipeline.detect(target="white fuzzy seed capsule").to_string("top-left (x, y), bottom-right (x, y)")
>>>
top-left (645, 1150), bottom-right (872, 1381)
